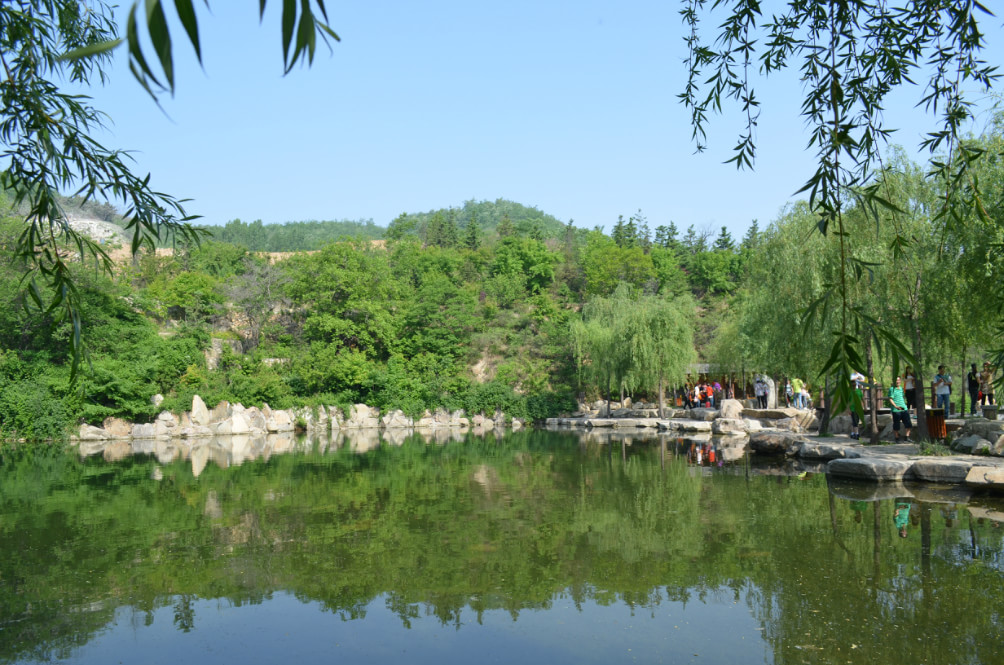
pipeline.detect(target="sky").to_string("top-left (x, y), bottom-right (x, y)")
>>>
top-left (74, 1), bottom-right (1003, 240)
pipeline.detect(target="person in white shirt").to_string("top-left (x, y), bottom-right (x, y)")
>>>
top-left (933, 365), bottom-right (952, 415)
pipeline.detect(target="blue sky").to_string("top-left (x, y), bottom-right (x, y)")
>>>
top-left (76, 1), bottom-right (1002, 240)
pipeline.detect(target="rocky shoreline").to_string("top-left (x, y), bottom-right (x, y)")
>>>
top-left (70, 396), bottom-right (1004, 492)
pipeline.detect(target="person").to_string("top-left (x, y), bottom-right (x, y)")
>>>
top-left (784, 378), bottom-right (793, 407)
top-left (980, 362), bottom-right (996, 406)
top-left (967, 363), bottom-right (981, 416)
top-left (894, 500), bottom-right (911, 538)
top-left (884, 375), bottom-right (912, 441)
top-left (712, 380), bottom-right (723, 408)
top-left (791, 376), bottom-right (805, 408)
top-left (849, 370), bottom-right (865, 439)
top-left (934, 365), bottom-right (952, 416)
top-left (802, 383), bottom-right (813, 410)
top-left (903, 366), bottom-right (917, 414)
top-left (754, 375), bottom-right (768, 409)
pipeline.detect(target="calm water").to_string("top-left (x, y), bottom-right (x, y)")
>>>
top-left (2, 429), bottom-right (1002, 665)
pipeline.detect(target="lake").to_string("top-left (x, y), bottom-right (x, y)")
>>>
top-left (2, 429), bottom-right (1002, 664)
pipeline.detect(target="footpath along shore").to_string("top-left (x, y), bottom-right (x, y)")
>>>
top-left (546, 398), bottom-right (1004, 493)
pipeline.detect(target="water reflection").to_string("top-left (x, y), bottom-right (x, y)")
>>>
top-left (2, 430), bottom-right (1003, 665)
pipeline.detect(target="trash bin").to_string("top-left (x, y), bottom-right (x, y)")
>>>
top-left (926, 408), bottom-right (947, 439)
top-left (983, 405), bottom-right (999, 421)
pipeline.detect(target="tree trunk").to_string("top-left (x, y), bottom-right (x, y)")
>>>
top-left (658, 373), bottom-right (666, 418)
top-left (912, 318), bottom-right (929, 440)
top-left (866, 332), bottom-right (880, 445)
top-left (960, 345), bottom-right (967, 417)
top-left (819, 374), bottom-right (832, 435)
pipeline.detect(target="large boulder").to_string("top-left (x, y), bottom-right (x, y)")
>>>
top-left (78, 424), bottom-right (109, 441)
top-left (826, 458), bottom-right (914, 481)
top-left (210, 400), bottom-right (232, 424)
top-left (689, 408), bottom-right (718, 422)
top-left (382, 409), bottom-right (414, 429)
top-left (749, 431), bottom-right (805, 456)
top-left (191, 395), bottom-right (211, 426)
top-left (911, 459), bottom-right (975, 483)
top-left (712, 418), bottom-right (746, 434)
top-left (952, 434), bottom-right (993, 455)
top-left (798, 442), bottom-right (860, 460)
top-left (719, 399), bottom-right (744, 420)
top-left (828, 414), bottom-right (853, 435)
top-left (965, 466), bottom-right (1004, 490)
top-left (346, 404), bottom-right (380, 429)
top-left (102, 417), bottom-right (133, 438)
top-left (215, 412), bottom-right (251, 436)
top-left (266, 409), bottom-right (294, 432)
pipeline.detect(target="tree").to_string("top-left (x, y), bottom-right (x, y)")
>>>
top-left (681, 0), bottom-right (999, 415)
top-left (0, 1), bottom-right (337, 375)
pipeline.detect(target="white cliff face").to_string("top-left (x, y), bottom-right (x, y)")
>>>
top-left (66, 216), bottom-right (129, 246)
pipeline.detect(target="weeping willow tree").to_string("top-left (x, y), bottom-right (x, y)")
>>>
top-left (680, 0), bottom-right (999, 416)
top-left (571, 284), bottom-right (696, 414)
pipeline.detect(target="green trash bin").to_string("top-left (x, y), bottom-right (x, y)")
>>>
top-left (983, 405), bottom-right (999, 421)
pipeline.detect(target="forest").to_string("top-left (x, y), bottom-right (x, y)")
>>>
top-left (0, 119), bottom-right (1002, 441)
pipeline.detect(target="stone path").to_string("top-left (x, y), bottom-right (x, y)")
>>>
top-left (752, 430), bottom-right (1004, 491)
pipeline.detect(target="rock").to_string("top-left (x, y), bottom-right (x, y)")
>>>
top-left (798, 442), bottom-right (860, 460)
top-left (131, 423), bottom-right (156, 438)
top-left (952, 434), bottom-right (992, 454)
top-left (156, 411), bottom-right (179, 428)
top-left (245, 407), bottom-right (268, 431)
top-left (743, 418), bottom-right (762, 432)
top-left (911, 459), bottom-right (975, 483)
top-left (346, 404), bottom-right (380, 429)
top-left (210, 400), bottom-right (231, 424)
top-left (266, 410), bottom-right (294, 432)
top-left (688, 408), bottom-right (718, 421)
top-left (828, 414), bottom-right (853, 435)
top-left (826, 458), bottom-right (914, 481)
top-left (773, 417), bottom-right (805, 433)
top-left (964, 466), bottom-right (1004, 490)
top-left (749, 431), bottom-right (805, 455)
top-left (215, 413), bottom-right (250, 436)
top-left (719, 399), bottom-right (744, 419)
top-left (745, 407), bottom-right (805, 420)
top-left (712, 418), bottom-right (746, 434)
top-left (450, 410), bottom-right (469, 428)
top-left (78, 424), bottom-right (108, 440)
top-left (101, 417), bottom-right (133, 438)
top-left (382, 409), bottom-right (414, 428)
top-left (191, 395), bottom-right (211, 426)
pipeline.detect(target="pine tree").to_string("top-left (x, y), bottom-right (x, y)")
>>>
top-left (464, 210), bottom-right (480, 251)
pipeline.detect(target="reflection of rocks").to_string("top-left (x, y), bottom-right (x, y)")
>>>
top-left (347, 428), bottom-right (381, 452)
top-left (103, 440), bottom-right (132, 462)
top-left (382, 428), bottom-right (411, 446)
top-left (204, 490), bottom-right (223, 519)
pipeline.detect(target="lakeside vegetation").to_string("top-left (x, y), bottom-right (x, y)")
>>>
top-left (1, 120), bottom-right (1003, 442)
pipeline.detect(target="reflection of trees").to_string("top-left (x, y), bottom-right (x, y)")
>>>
top-left (1, 434), bottom-right (1003, 664)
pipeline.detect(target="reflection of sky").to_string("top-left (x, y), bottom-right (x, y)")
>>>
top-left (43, 589), bottom-right (768, 665)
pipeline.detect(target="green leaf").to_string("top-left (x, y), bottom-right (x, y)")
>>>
top-left (59, 38), bottom-right (124, 62)
top-left (174, 0), bottom-right (202, 63)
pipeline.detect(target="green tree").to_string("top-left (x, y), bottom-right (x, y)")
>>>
top-left (0, 1), bottom-right (337, 374)
top-left (681, 0), bottom-right (999, 414)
